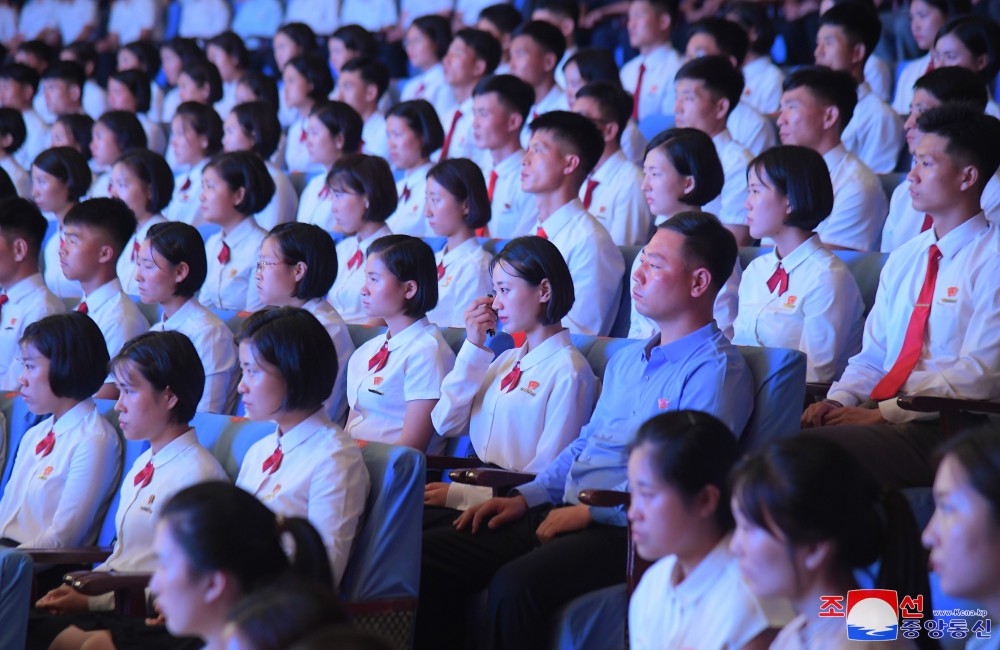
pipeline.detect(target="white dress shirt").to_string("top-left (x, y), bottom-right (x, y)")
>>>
top-left (345, 317), bottom-right (455, 453)
top-left (81, 80), bottom-right (107, 121)
top-left (42, 224), bottom-right (82, 299)
top-left (534, 198), bottom-right (624, 336)
top-left (828, 213), bottom-right (1000, 423)
top-left (162, 158), bottom-right (207, 225)
top-left (177, 0), bottom-right (229, 39)
top-left (400, 63), bottom-right (456, 124)
top-left (117, 215), bottom-right (167, 296)
top-left (865, 55), bottom-right (894, 104)
top-left (733, 236), bottom-right (864, 382)
top-left (0, 274), bottom-right (66, 390)
top-left (161, 88), bottom-right (181, 128)
top-left (816, 144), bottom-right (888, 251)
top-left (387, 162), bottom-right (432, 237)
top-left (705, 130), bottom-right (752, 227)
top-left (151, 298), bottom-right (238, 414)
top-left (255, 161), bottom-right (298, 232)
top-left (340, 0), bottom-right (396, 31)
top-left (284, 114), bottom-right (324, 175)
top-left (741, 56), bottom-right (784, 115)
top-left (83, 278), bottom-right (150, 359)
top-left (88, 170), bottom-right (112, 199)
top-left (842, 82), bottom-right (905, 174)
top-left (327, 225), bottom-right (392, 323)
top-left (727, 100), bottom-right (778, 157)
top-left (520, 85), bottom-right (570, 148)
top-left (361, 113), bottom-right (389, 160)
top-left (16, 108), bottom-right (49, 172)
top-left (425, 238), bottom-right (492, 329)
top-left (213, 81), bottom-right (238, 125)
top-left (620, 45), bottom-right (683, 121)
top-left (302, 297), bottom-right (355, 425)
top-left (621, 120), bottom-right (649, 166)
top-left (770, 613), bottom-right (916, 650)
top-left (17, 0), bottom-right (53, 39)
top-left (892, 53), bottom-right (933, 115)
top-left (107, 0), bottom-right (155, 44)
top-left (284, 0), bottom-right (338, 36)
top-left (296, 173), bottom-right (336, 232)
top-left (578, 150), bottom-right (652, 246)
top-left (199, 217), bottom-right (266, 312)
top-left (232, 0), bottom-right (283, 39)
top-left (0, 399), bottom-right (121, 548)
top-left (236, 411), bottom-right (370, 587)
top-left (486, 149), bottom-right (537, 239)
top-left (138, 113), bottom-right (166, 156)
top-left (433, 331), bottom-right (599, 510)
top-left (0, 156), bottom-right (31, 198)
top-left (440, 96), bottom-right (488, 169)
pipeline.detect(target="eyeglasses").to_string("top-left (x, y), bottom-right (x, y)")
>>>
top-left (256, 258), bottom-right (291, 272)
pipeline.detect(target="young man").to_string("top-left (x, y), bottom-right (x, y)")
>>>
top-left (572, 81), bottom-right (651, 246)
top-left (0, 63), bottom-right (48, 169)
top-left (531, 0), bottom-right (578, 88)
top-left (673, 56), bottom-right (753, 246)
top-left (620, 0), bottom-right (683, 122)
top-left (521, 111), bottom-right (625, 336)
top-left (776, 67), bottom-right (887, 251)
top-left (814, 4), bottom-right (904, 174)
top-left (60, 42), bottom-right (108, 121)
top-left (803, 105), bottom-right (1000, 489)
top-left (726, 2), bottom-right (784, 115)
top-left (338, 57), bottom-right (390, 160)
top-left (476, 3), bottom-right (522, 75)
top-left (509, 20), bottom-right (568, 147)
top-left (40, 60), bottom-right (86, 124)
top-left (416, 212), bottom-right (753, 650)
top-left (0, 197), bottom-right (66, 390)
top-left (59, 197), bottom-right (149, 398)
top-left (472, 74), bottom-right (538, 239)
top-left (440, 28), bottom-right (502, 169)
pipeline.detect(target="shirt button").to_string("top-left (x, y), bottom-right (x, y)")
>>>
top-left (642, 376), bottom-right (648, 382)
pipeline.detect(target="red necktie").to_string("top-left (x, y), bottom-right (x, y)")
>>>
top-left (499, 361), bottom-right (522, 393)
top-left (76, 301), bottom-right (88, 314)
top-left (415, 82), bottom-right (426, 96)
top-left (180, 177), bottom-right (191, 192)
top-left (218, 242), bottom-right (231, 265)
top-left (537, 226), bottom-right (548, 240)
top-left (107, 181), bottom-right (112, 195)
top-left (35, 429), bottom-right (55, 457)
top-left (299, 126), bottom-right (307, 142)
top-left (400, 185), bottom-right (411, 202)
top-left (920, 214), bottom-right (933, 233)
top-left (368, 341), bottom-right (389, 372)
top-left (131, 239), bottom-right (140, 262)
top-left (870, 244), bottom-right (943, 401)
top-left (532, 110), bottom-right (538, 121)
top-left (319, 184), bottom-right (331, 199)
top-left (262, 445), bottom-right (283, 475)
top-left (582, 178), bottom-right (599, 210)
top-left (440, 110), bottom-right (463, 160)
top-left (487, 170), bottom-right (498, 202)
top-left (632, 63), bottom-right (646, 121)
top-left (437, 260), bottom-right (445, 280)
top-left (347, 248), bottom-right (363, 270)
top-left (133, 461), bottom-right (154, 487)
top-left (766, 263), bottom-right (789, 296)
top-left (926, 56), bottom-right (935, 74)
top-left (0, 293), bottom-right (8, 318)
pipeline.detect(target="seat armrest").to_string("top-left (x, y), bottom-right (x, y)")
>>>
top-left (425, 455), bottom-right (485, 471)
top-left (805, 382), bottom-right (831, 399)
top-left (578, 489), bottom-right (630, 509)
top-left (63, 571), bottom-right (151, 596)
top-left (896, 395), bottom-right (1000, 415)
top-left (447, 468), bottom-right (535, 489)
top-left (25, 547), bottom-right (112, 565)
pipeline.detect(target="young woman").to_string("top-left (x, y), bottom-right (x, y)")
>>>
top-left (257, 223), bottom-right (355, 424)
top-left (158, 37), bottom-right (203, 125)
top-left (325, 154), bottom-right (395, 323)
top-left (116, 40), bottom-right (165, 125)
top-left (400, 15), bottom-right (455, 121)
top-left (627, 410), bottom-right (787, 650)
top-left (88, 111), bottom-right (148, 199)
top-left (222, 101), bottom-right (297, 230)
top-left (933, 16), bottom-right (1000, 117)
top-left (34, 331), bottom-right (228, 650)
top-left (235, 71), bottom-right (279, 108)
top-left (345, 235), bottom-right (456, 453)
top-left (732, 146), bottom-right (864, 383)
top-left (295, 100), bottom-right (363, 232)
top-left (107, 69), bottom-right (167, 155)
top-left (235, 307), bottom-right (370, 587)
top-left (49, 114), bottom-right (95, 160)
top-left (112, 150), bottom-right (173, 295)
top-left (162, 102), bottom-right (223, 225)
top-left (385, 100), bottom-right (444, 237)
top-left (138, 222), bottom-right (240, 415)
top-left (426, 237), bottom-right (599, 513)
top-left (197, 151), bottom-right (274, 312)
top-left (731, 436), bottom-right (926, 649)
top-left (282, 54), bottom-right (334, 175)
top-left (893, 0), bottom-right (971, 115)
top-left (206, 32), bottom-right (249, 119)
top-left (32, 146), bottom-right (92, 298)
top-left (177, 59), bottom-right (224, 109)
top-left (423, 159), bottom-right (492, 328)
top-left (0, 313), bottom-right (119, 549)
top-left (629, 128), bottom-right (740, 340)
top-left (272, 22), bottom-right (320, 128)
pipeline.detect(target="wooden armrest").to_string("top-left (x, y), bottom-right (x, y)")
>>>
top-left (447, 468), bottom-right (535, 489)
top-left (896, 395), bottom-right (1000, 415)
top-left (425, 455), bottom-right (485, 471)
top-left (805, 382), bottom-right (831, 399)
top-left (25, 547), bottom-right (112, 565)
top-left (578, 489), bottom-right (630, 509)
top-left (63, 571), bottom-right (151, 596)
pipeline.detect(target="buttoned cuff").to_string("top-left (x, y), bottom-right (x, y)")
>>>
top-left (515, 482), bottom-right (554, 509)
top-left (878, 398), bottom-right (938, 424)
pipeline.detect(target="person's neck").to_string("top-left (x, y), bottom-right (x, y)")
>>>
top-left (405, 158), bottom-right (430, 173)
top-left (385, 313), bottom-right (419, 337)
top-left (706, 123), bottom-right (726, 139)
top-left (445, 228), bottom-right (474, 253)
top-left (3, 265), bottom-right (38, 289)
top-left (639, 40), bottom-right (668, 56)
top-left (275, 406), bottom-right (319, 437)
top-left (54, 203), bottom-right (74, 224)
top-left (849, 64), bottom-right (864, 84)
top-left (793, 571), bottom-right (855, 619)
top-left (355, 221), bottom-right (382, 241)
top-left (135, 211), bottom-right (155, 227)
top-left (283, 295), bottom-right (307, 308)
top-left (535, 185), bottom-right (578, 221)
top-left (674, 527), bottom-right (725, 585)
top-left (219, 213), bottom-right (247, 236)
top-left (50, 397), bottom-right (81, 421)
top-left (813, 136), bottom-right (841, 157)
top-left (772, 227), bottom-right (812, 260)
top-left (743, 51), bottom-right (762, 65)
top-left (0, 149), bottom-right (9, 162)
top-left (358, 103), bottom-right (377, 121)
top-left (490, 140), bottom-right (521, 166)
top-left (451, 80), bottom-right (477, 104)
top-left (653, 310), bottom-right (712, 347)
top-left (147, 422), bottom-right (189, 454)
top-left (296, 98), bottom-right (315, 118)
top-left (417, 59), bottom-right (438, 74)
top-left (595, 144), bottom-right (620, 170)
top-left (522, 322), bottom-right (563, 354)
top-left (532, 78), bottom-right (555, 106)
top-left (930, 197), bottom-right (982, 239)
top-left (160, 294), bottom-right (190, 319)
top-left (80, 272), bottom-right (114, 296)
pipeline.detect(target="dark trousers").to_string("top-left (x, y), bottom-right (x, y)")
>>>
top-left (415, 505), bottom-right (627, 650)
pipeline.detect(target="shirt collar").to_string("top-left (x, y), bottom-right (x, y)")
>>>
top-left (493, 149), bottom-right (525, 175)
top-left (773, 234), bottom-right (824, 273)
top-left (150, 428), bottom-right (199, 467)
top-left (537, 198), bottom-right (585, 237)
top-left (672, 535), bottom-right (736, 608)
top-left (303, 297), bottom-right (333, 319)
top-left (404, 162), bottom-right (433, 185)
top-left (82, 278), bottom-right (124, 312)
top-left (711, 129), bottom-right (734, 149)
top-left (222, 216), bottom-right (259, 245)
top-left (642, 43), bottom-right (673, 63)
top-left (162, 297), bottom-right (199, 327)
top-left (591, 151), bottom-right (627, 182)
top-left (276, 409), bottom-right (330, 453)
top-left (4, 273), bottom-right (46, 301)
top-left (384, 316), bottom-right (432, 352)
top-left (933, 212), bottom-right (989, 259)
top-left (643, 321), bottom-right (719, 364)
top-left (136, 215), bottom-right (167, 241)
top-left (50, 397), bottom-right (96, 435)
top-left (822, 144), bottom-right (848, 171)
top-left (440, 237), bottom-right (481, 264)
top-left (743, 56), bottom-right (771, 73)
top-left (356, 225), bottom-right (392, 253)
top-left (857, 81), bottom-right (871, 101)
top-left (515, 329), bottom-right (572, 370)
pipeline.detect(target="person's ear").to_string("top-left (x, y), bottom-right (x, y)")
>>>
top-left (681, 175), bottom-right (696, 197)
top-left (563, 152), bottom-right (581, 178)
top-left (364, 82), bottom-right (378, 105)
top-left (821, 104), bottom-right (840, 132)
top-left (958, 164), bottom-right (980, 193)
top-left (403, 279), bottom-right (418, 301)
top-left (693, 484), bottom-right (722, 520)
top-left (801, 540), bottom-right (834, 572)
top-left (231, 186), bottom-right (246, 208)
top-left (507, 111), bottom-right (524, 134)
top-left (161, 386), bottom-right (179, 411)
top-left (543, 51), bottom-right (557, 74)
top-left (690, 266), bottom-right (712, 298)
top-left (174, 260), bottom-right (190, 285)
top-left (293, 261), bottom-right (307, 282)
top-left (472, 58), bottom-right (486, 78)
top-left (537, 277), bottom-right (552, 304)
top-left (97, 243), bottom-right (115, 265)
top-left (333, 132), bottom-right (346, 151)
top-left (11, 237), bottom-right (28, 263)
top-left (850, 42), bottom-right (867, 67)
top-left (714, 97), bottom-right (730, 122)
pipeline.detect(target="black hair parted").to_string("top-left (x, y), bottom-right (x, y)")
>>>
top-left (204, 151), bottom-right (277, 216)
top-left (267, 223), bottom-right (339, 300)
top-left (366, 235), bottom-right (439, 317)
top-left (489, 235), bottom-right (574, 325)
top-left (146, 221), bottom-right (208, 297)
top-left (747, 145), bottom-right (835, 232)
top-left (20, 312), bottom-right (109, 400)
top-left (110, 330), bottom-right (205, 424)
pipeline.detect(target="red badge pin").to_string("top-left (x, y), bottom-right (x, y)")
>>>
top-left (658, 398), bottom-right (669, 410)
top-left (373, 376), bottom-right (384, 386)
top-left (528, 381), bottom-right (540, 391)
top-left (948, 287), bottom-right (958, 297)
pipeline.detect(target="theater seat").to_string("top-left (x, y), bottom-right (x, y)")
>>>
top-left (190, 412), bottom-right (274, 480)
top-left (0, 548), bottom-right (32, 650)
top-left (637, 113), bottom-right (676, 141)
top-left (127, 294), bottom-right (162, 324)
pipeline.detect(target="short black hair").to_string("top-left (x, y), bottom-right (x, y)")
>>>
top-left (633, 0), bottom-right (679, 23)
top-left (42, 60), bottom-right (85, 89)
top-left (512, 20), bottom-right (566, 62)
top-left (64, 197), bottom-right (138, 259)
top-left (427, 159), bottom-right (491, 230)
top-left (331, 24), bottom-right (378, 59)
top-left (819, 3), bottom-right (881, 64)
top-left (231, 101), bottom-right (282, 159)
top-left (687, 17), bottom-right (749, 65)
top-left (747, 145), bottom-right (835, 231)
top-left (411, 15), bottom-right (452, 61)
top-left (727, 2), bottom-right (776, 56)
top-left (116, 150), bottom-right (175, 214)
top-left (564, 48), bottom-right (621, 86)
top-left (327, 154), bottom-right (397, 223)
top-left (528, 110), bottom-right (604, 179)
top-left (237, 70), bottom-right (279, 108)
top-left (386, 100), bottom-right (445, 158)
top-left (0, 107), bottom-right (26, 154)
top-left (916, 105), bottom-right (1000, 193)
top-left (918, 0), bottom-right (971, 15)
top-left (645, 128), bottom-right (724, 206)
top-left (0, 63), bottom-right (39, 92)
top-left (96, 110), bottom-right (148, 153)
top-left (675, 55), bottom-right (745, 118)
top-left (54, 114), bottom-right (95, 159)
top-left (17, 40), bottom-right (55, 69)
top-left (478, 4), bottom-right (523, 34)
top-left (237, 307), bottom-right (337, 412)
top-left (267, 223), bottom-right (338, 300)
top-left (782, 66), bottom-right (858, 132)
top-left (182, 58), bottom-right (223, 104)
top-left (534, 0), bottom-right (579, 25)
top-left (489, 236), bottom-right (573, 325)
top-left (311, 101), bottom-right (364, 154)
top-left (0, 169), bottom-right (13, 200)
top-left (110, 331), bottom-right (205, 424)
top-left (277, 23), bottom-right (319, 54)
top-left (936, 16), bottom-right (1000, 81)
top-left (204, 151), bottom-right (276, 216)
top-left (473, 74), bottom-right (535, 121)
top-left (341, 57), bottom-right (390, 101)
top-left (913, 66), bottom-right (989, 111)
top-left (174, 102), bottom-right (224, 155)
top-left (208, 31), bottom-right (250, 71)
top-left (146, 221), bottom-right (208, 297)
top-left (122, 40), bottom-right (161, 74)
top-left (287, 53), bottom-right (334, 102)
top-left (0, 196), bottom-right (47, 260)
top-left (366, 235), bottom-right (438, 317)
top-left (32, 146), bottom-right (92, 200)
top-left (62, 41), bottom-right (98, 71)
top-left (576, 81), bottom-right (633, 137)
top-left (161, 37), bottom-right (204, 69)
top-left (109, 69), bottom-right (152, 112)
top-left (21, 312), bottom-right (109, 400)
top-left (454, 28), bottom-right (503, 75)
top-left (659, 212), bottom-right (737, 293)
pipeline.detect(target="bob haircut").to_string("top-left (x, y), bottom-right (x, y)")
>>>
top-left (366, 235), bottom-right (438, 317)
top-left (659, 212), bottom-right (737, 293)
top-left (122, 39), bottom-right (161, 75)
top-left (146, 221), bottom-right (208, 297)
top-left (276, 23), bottom-right (319, 54)
top-left (96, 110), bottom-right (148, 153)
top-left (935, 16), bottom-right (1000, 81)
top-left (387, 100), bottom-right (444, 159)
top-left (64, 197), bottom-right (138, 256)
top-left (746, 145), bottom-right (834, 232)
top-left (236, 307), bottom-right (337, 412)
top-left (287, 53), bottom-right (334, 102)
top-left (204, 151), bottom-right (276, 216)
top-left (0, 107), bottom-right (26, 154)
top-left (174, 102), bottom-right (224, 155)
top-left (109, 69), bottom-right (152, 112)
top-left (181, 58), bottom-right (223, 104)
top-left (935, 429), bottom-right (1000, 524)
top-left (411, 15), bottom-right (452, 61)
top-left (32, 146), bottom-right (92, 201)
top-left (331, 25), bottom-right (378, 59)
top-left (727, 2), bottom-right (777, 56)
top-left (230, 101), bottom-right (281, 159)
top-left (564, 48), bottom-right (621, 86)
top-left (110, 331), bottom-right (205, 424)
top-left (207, 31), bottom-right (250, 71)
top-left (115, 150), bottom-right (175, 214)
top-left (426, 159), bottom-right (491, 230)
top-left (20, 312), bottom-right (109, 400)
top-left (489, 236), bottom-right (573, 325)
top-left (628, 410), bottom-right (740, 531)
top-left (0, 196), bottom-right (48, 258)
top-left (53, 115), bottom-right (95, 161)
top-left (237, 71), bottom-right (279, 108)
top-left (327, 154), bottom-right (397, 223)
top-left (913, 66), bottom-right (989, 111)
top-left (644, 127), bottom-right (724, 207)
top-left (310, 101), bottom-right (364, 155)
top-left (266, 222), bottom-right (338, 300)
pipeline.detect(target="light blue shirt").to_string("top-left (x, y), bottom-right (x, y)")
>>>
top-left (516, 322), bottom-right (754, 526)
